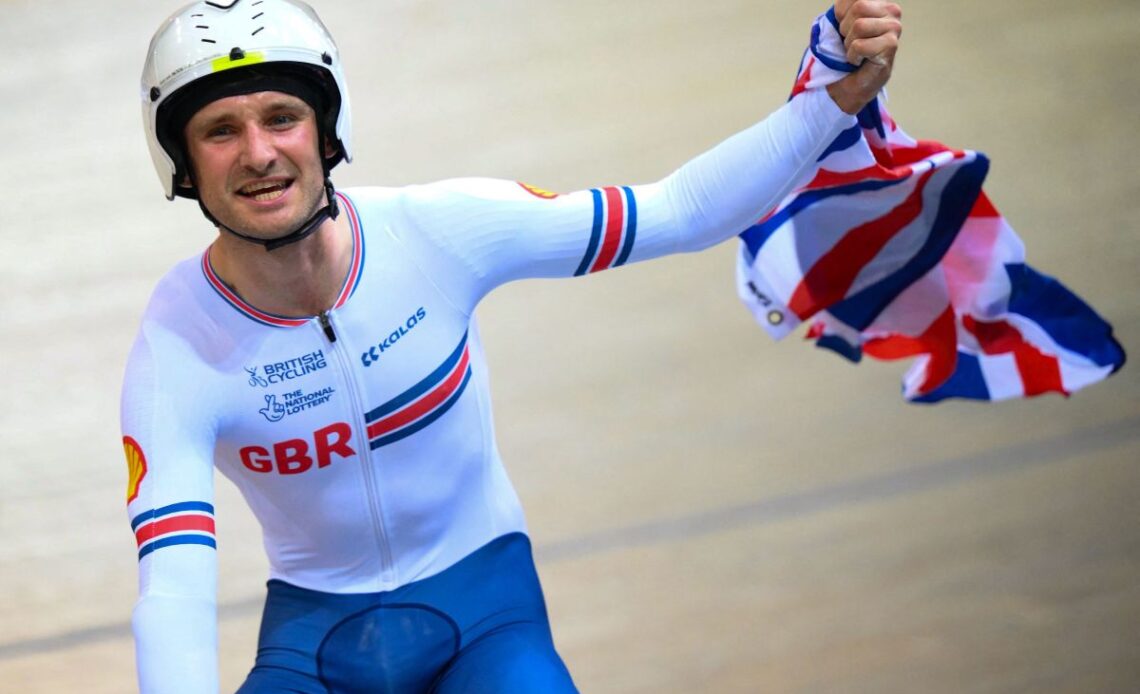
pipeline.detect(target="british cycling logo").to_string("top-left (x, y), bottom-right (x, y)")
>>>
top-left (259, 387), bottom-right (336, 423)
top-left (246, 366), bottom-right (269, 387)
top-left (246, 350), bottom-right (328, 388)
top-left (361, 307), bottom-right (427, 367)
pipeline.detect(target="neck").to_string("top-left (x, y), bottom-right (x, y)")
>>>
top-left (207, 211), bottom-right (353, 318)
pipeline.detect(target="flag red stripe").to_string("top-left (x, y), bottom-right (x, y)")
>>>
top-left (964, 316), bottom-right (1064, 396)
top-left (803, 163), bottom-right (914, 191)
top-left (864, 307), bottom-right (958, 394)
top-left (788, 168), bottom-right (935, 319)
top-left (968, 191), bottom-right (1000, 219)
top-left (790, 56), bottom-right (815, 99)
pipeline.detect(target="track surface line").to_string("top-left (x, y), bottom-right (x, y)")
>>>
top-left (4, 415), bottom-right (1134, 661)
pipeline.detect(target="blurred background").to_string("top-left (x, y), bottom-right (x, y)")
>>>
top-left (1, 0), bottom-right (1137, 691)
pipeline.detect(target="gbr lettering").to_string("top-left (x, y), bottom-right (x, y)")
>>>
top-left (240, 422), bottom-right (355, 475)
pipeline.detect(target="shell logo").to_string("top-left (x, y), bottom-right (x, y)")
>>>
top-left (517, 182), bottom-right (560, 199)
top-left (124, 436), bottom-right (148, 504)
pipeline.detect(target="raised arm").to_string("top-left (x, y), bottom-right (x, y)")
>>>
top-left (381, 4), bottom-right (903, 311)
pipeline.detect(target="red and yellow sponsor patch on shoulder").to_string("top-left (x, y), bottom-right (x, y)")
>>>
top-left (517, 181), bottom-right (560, 199)
top-left (124, 436), bottom-right (148, 504)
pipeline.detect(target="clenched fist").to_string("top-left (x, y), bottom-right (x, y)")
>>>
top-left (827, 0), bottom-right (903, 114)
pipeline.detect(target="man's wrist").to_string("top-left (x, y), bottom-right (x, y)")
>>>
top-left (826, 78), bottom-right (864, 115)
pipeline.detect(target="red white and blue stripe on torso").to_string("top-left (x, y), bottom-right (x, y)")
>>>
top-left (364, 332), bottom-right (473, 449)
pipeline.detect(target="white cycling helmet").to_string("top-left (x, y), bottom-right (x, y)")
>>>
top-left (142, 0), bottom-right (353, 201)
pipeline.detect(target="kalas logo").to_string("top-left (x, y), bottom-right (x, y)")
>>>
top-left (361, 307), bottom-right (427, 367)
top-left (246, 350), bottom-right (328, 388)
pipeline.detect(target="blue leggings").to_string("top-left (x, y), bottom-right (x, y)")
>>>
top-left (236, 533), bottom-right (578, 693)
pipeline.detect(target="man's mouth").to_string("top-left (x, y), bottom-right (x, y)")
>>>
top-left (237, 180), bottom-right (292, 202)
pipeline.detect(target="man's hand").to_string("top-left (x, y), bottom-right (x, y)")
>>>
top-left (826, 1), bottom-right (903, 114)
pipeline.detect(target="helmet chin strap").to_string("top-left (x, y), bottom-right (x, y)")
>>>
top-left (197, 177), bottom-right (340, 252)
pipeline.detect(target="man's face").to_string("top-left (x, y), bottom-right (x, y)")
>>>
top-left (183, 91), bottom-right (327, 240)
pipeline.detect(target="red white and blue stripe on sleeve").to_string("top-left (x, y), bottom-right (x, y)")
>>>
top-left (735, 9), bottom-right (1124, 402)
top-left (574, 186), bottom-right (638, 276)
top-left (131, 501), bottom-right (216, 561)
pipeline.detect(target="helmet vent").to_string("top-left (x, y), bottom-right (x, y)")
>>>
top-left (252, 12), bottom-right (264, 19)
top-left (193, 21), bottom-right (214, 42)
top-left (252, 27), bottom-right (265, 36)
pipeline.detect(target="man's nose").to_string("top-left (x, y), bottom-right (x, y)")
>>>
top-left (238, 125), bottom-right (277, 172)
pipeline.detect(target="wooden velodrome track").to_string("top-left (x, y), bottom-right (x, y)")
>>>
top-left (1, 0), bottom-right (1137, 691)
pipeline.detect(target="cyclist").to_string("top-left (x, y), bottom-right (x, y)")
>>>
top-left (125, 0), bottom-right (901, 690)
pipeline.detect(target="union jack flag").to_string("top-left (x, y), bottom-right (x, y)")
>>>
top-left (736, 9), bottom-right (1124, 402)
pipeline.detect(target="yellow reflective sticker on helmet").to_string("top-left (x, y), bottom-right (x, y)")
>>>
top-left (211, 50), bottom-right (265, 73)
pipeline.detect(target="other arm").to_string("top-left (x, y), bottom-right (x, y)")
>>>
top-left (122, 329), bottom-right (220, 693)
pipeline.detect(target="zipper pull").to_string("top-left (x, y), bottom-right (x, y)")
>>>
top-left (318, 311), bottom-right (337, 343)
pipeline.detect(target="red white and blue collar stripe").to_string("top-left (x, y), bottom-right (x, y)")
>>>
top-left (131, 501), bottom-right (216, 561)
top-left (364, 333), bottom-right (473, 449)
top-left (201, 191), bottom-right (365, 328)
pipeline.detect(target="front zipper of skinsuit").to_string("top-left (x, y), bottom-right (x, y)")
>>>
top-left (316, 310), bottom-right (396, 585)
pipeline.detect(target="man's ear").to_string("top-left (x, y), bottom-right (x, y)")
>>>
top-left (324, 136), bottom-right (338, 161)
top-left (177, 158), bottom-right (199, 192)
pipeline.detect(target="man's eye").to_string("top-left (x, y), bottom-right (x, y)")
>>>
top-left (270, 114), bottom-right (297, 127)
top-left (207, 126), bottom-right (234, 138)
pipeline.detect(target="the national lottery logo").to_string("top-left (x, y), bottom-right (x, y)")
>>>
top-left (246, 350), bottom-right (327, 388)
top-left (259, 386), bottom-right (336, 423)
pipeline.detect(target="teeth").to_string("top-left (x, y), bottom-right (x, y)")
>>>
top-left (239, 181), bottom-right (287, 201)
top-left (241, 182), bottom-right (277, 193)
top-left (251, 188), bottom-right (285, 202)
